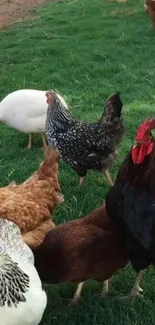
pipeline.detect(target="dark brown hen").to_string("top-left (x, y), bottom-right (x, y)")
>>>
top-left (45, 91), bottom-right (124, 186)
top-left (33, 204), bottom-right (128, 303)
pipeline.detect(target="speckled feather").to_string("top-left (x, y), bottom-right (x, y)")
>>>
top-left (0, 219), bottom-right (31, 307)
top-left (45, 91), bottom-right (124, 177)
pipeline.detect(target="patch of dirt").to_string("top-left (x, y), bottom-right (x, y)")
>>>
top-left (0, 0), bottom-right (56, 28)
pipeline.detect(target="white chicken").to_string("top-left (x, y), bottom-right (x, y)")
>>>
top-left (0, 89), bottom-right (68, 149)
top-left (0, 218), bottom-right (47, 325)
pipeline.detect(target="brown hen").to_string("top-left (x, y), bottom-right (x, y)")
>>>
top-left (0, 148), bottom-right (64, 248)
top-left (33, 203), bottom-right (128, 303)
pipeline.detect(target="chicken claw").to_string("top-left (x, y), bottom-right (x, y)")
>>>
top-left (120, 287), bottom-right (143, 300)
top-left (120, 270), bottom-right (144, 299)
top-left (129, 285), bottom-right (143, 298)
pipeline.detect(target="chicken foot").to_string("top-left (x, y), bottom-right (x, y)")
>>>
top-left (120, 270), bottom-right (144, 300)
top-left (79, 170), bottom-right (114, 187)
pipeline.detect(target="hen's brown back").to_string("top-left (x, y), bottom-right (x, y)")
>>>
top-left (33, 205), bottom-right (128, 284)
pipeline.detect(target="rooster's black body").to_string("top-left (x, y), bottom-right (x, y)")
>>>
top-left (106, 128), bottom-right (155, 272)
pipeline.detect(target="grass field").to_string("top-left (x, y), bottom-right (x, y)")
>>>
top-left (0, 0), bottom-right (155, 324)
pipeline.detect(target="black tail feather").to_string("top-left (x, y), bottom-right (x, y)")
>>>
top-left (104, 92), bottom-right (123, 118)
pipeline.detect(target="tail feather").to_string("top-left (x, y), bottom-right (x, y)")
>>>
top-left (97, 92), bottom-right (124, 147)
top-left (104, 92), bottom-right (123, 118)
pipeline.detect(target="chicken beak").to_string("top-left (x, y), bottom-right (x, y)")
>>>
top-left (133, 140), bottom-right (139, 149)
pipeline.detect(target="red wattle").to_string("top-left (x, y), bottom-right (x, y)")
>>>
top-left (147, 142), bottom-right (154, 155)
top-left (132, 145), bottom-right (145, 164)
top-left (131, 142), bottom-right (154, 164)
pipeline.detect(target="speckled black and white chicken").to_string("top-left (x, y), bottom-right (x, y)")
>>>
top-left (45, 90), bottom-right (124, 186)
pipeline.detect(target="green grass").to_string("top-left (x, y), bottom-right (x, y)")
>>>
top-left (0, 0), bottom-right (155, 324)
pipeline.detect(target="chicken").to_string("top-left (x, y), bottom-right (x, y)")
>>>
top-left (0, 218), bottom-right (47, 325)
top-left (0, 89), bottom-right (68, 149)
top-left (0, 147), bottom-right (64, 249)
top-left (145, 0), bottom-right (155, 27)
top-left (33, 203), bottom-right (128, 304)
top-left (45, 90), bottom-right (124, 186)
top-left (106, 117), bottom-right (155, 297)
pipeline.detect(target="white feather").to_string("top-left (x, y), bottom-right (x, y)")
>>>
top-left (0, 89), bottom-right (68, 133)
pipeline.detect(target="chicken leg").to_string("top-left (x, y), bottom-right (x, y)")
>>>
top-left (100, 279), bottom-right (109, 297)
top-left (71, 279), bottom-right (109, 304)
top-left (120, 270), bottom-right (144, 300)
top-left (129, 270), bottom-right (144, 297)
top-left (41, 133), bottom-right (48, 150)
top-left (79, 177), bottom-right (86, 187)
top-left (104, 169), bottom-right (114, 186)
top-left (71, 282), bottom-right (85, 304)
top-left (27, 133), bottom-right (32, 149)
top-left (26, 133), bottom-right (47, 150)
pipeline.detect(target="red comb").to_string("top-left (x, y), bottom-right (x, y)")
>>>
top-left (135, 117), bottom-right (155, 141)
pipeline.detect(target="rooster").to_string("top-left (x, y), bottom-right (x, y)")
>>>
top-left (45, 90), bottom-right (124, 186)
top-left (106, 117), bottom-right (155, 297)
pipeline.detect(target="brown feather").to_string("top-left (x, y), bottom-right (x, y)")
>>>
top-left (0, 147), bottom-right (63, 248)
top-left (33, 204), bottom-right (128, 284)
